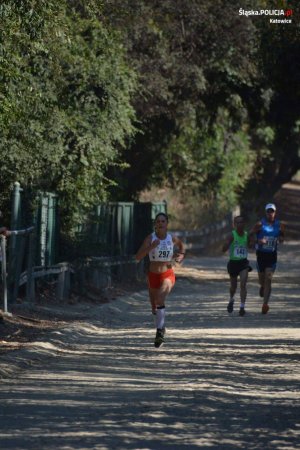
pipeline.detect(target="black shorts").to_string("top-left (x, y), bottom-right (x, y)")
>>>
top-left (256, 251), bottom-right (277, 272)
top-left (227, 259), bottom-right (252, 277)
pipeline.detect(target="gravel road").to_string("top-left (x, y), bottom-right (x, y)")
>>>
top-left (0, 240), bottom-right (299, 450)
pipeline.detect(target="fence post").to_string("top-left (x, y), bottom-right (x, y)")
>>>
top-left (11, 236), bottom-right (26, 303)
top-left (8, 182), bottom-right (22, 303)
top-left (26, 232), bottom-right (35, 302)
top-left (56, 263), bottom-right (70, 301)
top-left (10, 181), bottom-right (21, 231)
top-left (1, 235), bottom-right (9, 314)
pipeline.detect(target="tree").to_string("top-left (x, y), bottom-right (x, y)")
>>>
top-left (103, 0), bottom-right (259, 210)
top-left (244, 4), bottom-right (300, 206)
top-left (0, 0), bottom-right (137, 229)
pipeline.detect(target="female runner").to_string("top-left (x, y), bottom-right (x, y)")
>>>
top-left (135, 213), bottom-right (185, 347)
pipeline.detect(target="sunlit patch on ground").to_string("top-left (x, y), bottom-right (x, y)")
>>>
top-left (0, 241), bottom-right (299, 449)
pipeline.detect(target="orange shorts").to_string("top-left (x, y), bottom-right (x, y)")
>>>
top-left (147, 269), bottom-right (175, 289)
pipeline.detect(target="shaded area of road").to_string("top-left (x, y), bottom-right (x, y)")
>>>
top-left (0, 240), bottom-right (299, 450)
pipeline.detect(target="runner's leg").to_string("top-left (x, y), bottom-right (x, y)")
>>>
top-left (155, 278), bottom-right (173, 330)
top-left (153, 279), bottom-right (173, 347)
top-left (263, 267), bottom-right (274, 304)
top-left (258, 272), bottom-right (265, 297)
top-left (239, 269), bottom-right (248, 316)
top-left (230, 276), bottom-right (237, 299)
top-left (239, 269), bottom-right (248, 305)
top-left (148, 288), bottom-right (157, 326)
top-left (227, 276), bottom-right (237, 312)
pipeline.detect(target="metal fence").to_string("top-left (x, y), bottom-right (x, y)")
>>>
top-left (35, 192), bottom-right (59, 266)
top-left (1, 181), bottom-right (239, 314)
top-left (74, 201), bottom-right (167, 257)
top-left (8, 183), bottom-right (58, 270)
top-left (2, 182), bottom-right (167, 310)
top-left (1, 227), bottom-right (35, 312)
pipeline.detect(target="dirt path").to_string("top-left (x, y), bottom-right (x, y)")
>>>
top-left (0, 239), bottom-right (299, 450)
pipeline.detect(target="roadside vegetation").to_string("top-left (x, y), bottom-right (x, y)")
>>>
top-left (1, 0), bottom-right (299, 231)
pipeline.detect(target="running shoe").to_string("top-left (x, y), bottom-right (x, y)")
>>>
top-left (259, 287), bottom-right (264, 298)
top-left (227, 301), bottom-right (234, 313)
top-left (262, 303), bottom-right (269, 314)
top-left (239, 307), bottom-right (246, 317)
top-left (154, 329), bottom-right (165, 348)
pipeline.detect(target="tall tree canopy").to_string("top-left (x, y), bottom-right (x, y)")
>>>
top-left (0, 0), bottom-right (299, 229)
top-left (103, 0), bottom-right (300, 210)
top-left (0, 0), bottom-right (136, 225)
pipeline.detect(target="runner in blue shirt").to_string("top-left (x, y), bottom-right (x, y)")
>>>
top-left (250, 203), bottom-right (285, 314)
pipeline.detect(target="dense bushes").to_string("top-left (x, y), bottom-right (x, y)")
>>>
top-left (1, 0), bottom-right (299, 230)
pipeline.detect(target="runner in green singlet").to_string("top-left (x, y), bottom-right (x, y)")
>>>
top-left (222, 216), bottom-right (252, 316)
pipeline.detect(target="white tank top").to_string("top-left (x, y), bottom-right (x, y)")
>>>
top-left (149, 232), bottom-right (174, 262)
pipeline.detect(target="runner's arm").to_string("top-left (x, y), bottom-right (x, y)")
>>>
top-left (249, 221), bottom-right (262, 235)
top-left (0, 227), bottom-right (11, 237)
top-left (135, 235), bottom-right (159, 262)
top-left (249, 221), bottom-right (262, 246)
top-left (172, 236), bottom-right (185, 262)
top-left (222, 234), bottom-right (234, 253)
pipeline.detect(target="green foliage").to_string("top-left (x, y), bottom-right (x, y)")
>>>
top-left (242, 1), bottom-right (300, 206)
top-left (1, 0), bottom-right (300, 232)
top-left (0, 0), bottom-right (136, 229)
top-left (108, 0), bottom-right (300, 215)
top-left (104, 0), bottom-right (262, 207)
top-left (158, 106), bottom-right (254, 212)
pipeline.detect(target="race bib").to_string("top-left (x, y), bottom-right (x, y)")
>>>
top-left (233, 246), bottom-right (247, 258)
top-left (149, 234), bottom-right (174, 261)
top-left (262, 236), bottom-right (277, 250)
top-left (158, 249), bottom-right (171, 259)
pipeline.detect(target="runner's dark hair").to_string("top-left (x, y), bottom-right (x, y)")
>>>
top-left (155, 212), bottom-right (169, 222)
top-left (234, 215), bottom-right (244, 224)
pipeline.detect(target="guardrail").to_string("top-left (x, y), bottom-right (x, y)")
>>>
top-left (73, 256), bottom-right (144, 299)
top-left (12, 256), bottom-right (143, 307)
top-left (2, 243), bottom-right (144, 313)
top-left (170, 210), bottom-right (239, 252)
top-left (18, 262), bottom-right (73, 303)
top-left (1, 209), bottom-right (238, 313)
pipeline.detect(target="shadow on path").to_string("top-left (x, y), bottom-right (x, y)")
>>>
top-left (0, 243), bottom-right (299, 450)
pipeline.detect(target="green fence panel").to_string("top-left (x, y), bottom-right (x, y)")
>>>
top-left (9, 184), bottom-right (167, 263)
top-left (115, 202), bottom-right (134, 256)
top-left (91, 202), bottom-right (134, 256)
top-left (8, 184), bottom-right (59, 302)
top-left (90, 204), bottom-right (114, 255)
top-left (77, 203), bottom-right (133, 257)
top-left (151, 201), bottom-right (168, 220)
top-left (35, 192), bottom-right (59, 266)
top-left (133, 203), bottom-right (152, 253)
